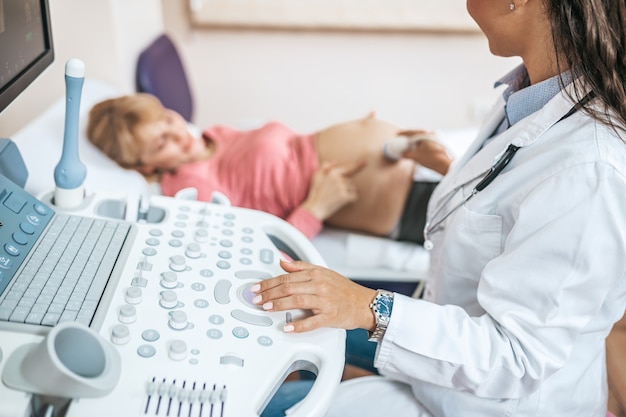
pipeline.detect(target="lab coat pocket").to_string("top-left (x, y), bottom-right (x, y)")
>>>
top-left (440, 205), bottom-right (503, 283)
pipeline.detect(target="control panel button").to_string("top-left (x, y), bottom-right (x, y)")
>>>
top-left (231, 309), bottom-right (273, 327)
top-left (235, 270), bottom-right (272, 280)
top-left (232, 326), bottom-right (249, 339)
top-left (214, 280), bottom-right (231, 304)
top-left (260, 249), bottom-right (274, 264)
top-left (160, 271), bottom-right (178, 289)
top-left (19, 222), bottom-right (35, 235)
top-left (159, 290), bottom-right (178, 309)
top-left (194, 229), bottom-right (208, 243)
top-left (168, 310), bottom-right (188, 330)
top-left (4, 244), bottom-right (20, 256)
top-left (118, 304), bottom-right (137, 323)
top-left (141, 329), bottom-right (160, 342)
top-left (168, 340), bottom-right (187, 360)
top-left (25, 213), bottom-right (41, 226)
top-left (185, 243), bottom-right (202, 259)
top-left (219, 355), bottom-right (244, 367)
top-left (0, 256), bottom-right (13, 269)
top-left (124, 287), bottom-right (143, 304)
top-left (33, 202), bottom-right (50, 216)
top-left (169, 255), bottom-right (187, 272)
top-left (3, 192), bottom-right (26, 213)
top-left (111, 324), bottom-right (130, 345)
top-left (137, 344), bottom-right (156, 358)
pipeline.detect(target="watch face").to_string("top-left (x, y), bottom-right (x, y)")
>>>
top-left (378, 299), bottom-right (391, 315)
top-left (376, 294), bottom-right (393, 318)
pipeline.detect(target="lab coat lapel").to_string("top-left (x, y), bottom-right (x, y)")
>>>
top-left (434, 87), bottom-right (583, 201)
top-left (434, 97), bottom-right (506, 199)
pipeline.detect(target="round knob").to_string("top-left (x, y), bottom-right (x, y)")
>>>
top-left (194, 229), bottom-right (208, 243)
top-left (124, 287), bottom-right (143, 304)
top-left (118, 304), bottom-right (137, 323)
top-left (111, 324), bottom-right (130, 345)
top-left (168, 339), bottom-right (187, 360)
top-left (159, 290), bottom-right (178, 309)
top-left (161, 271), bottom-right (178, 289)
top-left (169, 255), bottom-right (187, 272)
top-left (185, 243), bottom-right (202, 259)
top-left (168, 310), bottom-right (188, 330)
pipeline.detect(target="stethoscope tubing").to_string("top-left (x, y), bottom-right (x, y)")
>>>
top-left (422, 91), bottom-right (596, 251)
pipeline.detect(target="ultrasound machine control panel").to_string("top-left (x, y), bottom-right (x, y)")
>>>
top-left (0, 175), bottom-right (345, 417)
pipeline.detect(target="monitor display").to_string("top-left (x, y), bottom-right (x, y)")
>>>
top-left (0, 0), bottom-right (54, 113)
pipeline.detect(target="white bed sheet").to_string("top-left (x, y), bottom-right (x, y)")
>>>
top-left (10, 79), bottom-right (475, 284)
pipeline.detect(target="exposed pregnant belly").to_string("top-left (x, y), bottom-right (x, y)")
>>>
top-left (314, 116), bottom-right (415, 236)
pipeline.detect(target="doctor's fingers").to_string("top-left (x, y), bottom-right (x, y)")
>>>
top-left (254, 265), bottom-right (334, 302)
top-left (253, 263), bottom-right (343, 306)
top-left (397, 129), bottom-right (439, 141)
top-left (254, 261), bottom-right (378, 331)
top-left (260, 289), bottom-right (365, 333)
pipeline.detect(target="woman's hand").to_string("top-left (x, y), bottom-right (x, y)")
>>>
top-left (252, 259), bottom-right (377, 333)
top-left (301, 160), bottom-right (366, 221)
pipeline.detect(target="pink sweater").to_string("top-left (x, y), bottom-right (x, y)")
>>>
top-left (160, 122), bottom-right (323, 239)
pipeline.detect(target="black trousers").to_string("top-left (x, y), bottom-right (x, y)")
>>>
top-left (396, 181), bottom-right (439, 245)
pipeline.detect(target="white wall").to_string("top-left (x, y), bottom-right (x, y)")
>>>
top-left (0, 0), bottom-right (163, 137)
top-left (1, 1), bottom-right (521, 137)
top-left (162, 1), bottom-right (520, 133)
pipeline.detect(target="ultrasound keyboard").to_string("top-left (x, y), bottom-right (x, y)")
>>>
top-left (0, 214), bottom-right (130, 327)
top-left (0, 176), bottom-right (345, 417)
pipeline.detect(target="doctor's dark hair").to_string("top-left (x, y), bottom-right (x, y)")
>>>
top-left (546, 0), bottom-right (626, 134)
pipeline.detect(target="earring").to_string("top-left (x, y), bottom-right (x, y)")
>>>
top-left (510, 2), bottom-right (515, 10)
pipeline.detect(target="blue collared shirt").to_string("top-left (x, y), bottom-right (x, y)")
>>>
top-left (492, 64), bottom-right (572, 136)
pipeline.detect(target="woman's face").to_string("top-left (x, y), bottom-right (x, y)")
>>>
top-left (134, 108), bottom-right (205, 172)
top-left (466, 0), bottom-right (525, 58)
top-left (467, 0), bottom-right (556, 83)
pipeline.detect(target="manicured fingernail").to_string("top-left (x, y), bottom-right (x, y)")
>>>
top-left (283, 324), bottom-right (295, 333)
top-left (252, 295), bottom-right (262, 304)
top-left (281, 258), bottom-right (292, 263)
top-left (250, 284), bottom-right (261, 293)
top-left (262, 301), bottom-right (273, 310)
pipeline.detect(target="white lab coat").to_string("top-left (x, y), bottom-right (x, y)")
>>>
top-left (326, 86), bottom-right (626, 416)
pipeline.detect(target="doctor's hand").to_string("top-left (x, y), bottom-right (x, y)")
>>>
top-left (301, 160), bottom-right (366, 221)
top-left (397, 130), bottom-right (452, 175)
top-left (252, 259), bottom-right (377, 333)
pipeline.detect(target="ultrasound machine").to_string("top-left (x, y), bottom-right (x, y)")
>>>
top-left (0, 2), bottom-right (345, 416)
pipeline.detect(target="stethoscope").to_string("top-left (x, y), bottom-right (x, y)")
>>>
top-left (422, 92), bottom-right (595, 251)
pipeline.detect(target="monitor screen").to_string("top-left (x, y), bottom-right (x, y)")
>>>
top-left (0, 0), bottom-right (54, 113)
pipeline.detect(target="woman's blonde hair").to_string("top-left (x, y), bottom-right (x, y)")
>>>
top-left (86, 93), bottom-right (165, 169)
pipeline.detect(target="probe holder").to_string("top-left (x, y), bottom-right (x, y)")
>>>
top-left (2, 321), bottom-right (121, 398)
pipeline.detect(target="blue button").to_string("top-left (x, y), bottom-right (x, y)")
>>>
top-left (33, 203), bottom-right (50, 216)
top-left (232, 326), bottom-right (249, 339)
top-left (0, 256), bottom-right (12, 269)
top-left (4, 244), bottom-right (20, 256)
top-left (3, 193), bottom-right (26, 214)
top-left (12, 232), bottom-right (28, 245)
top-left (19, 222), bottom-right (35, 235)
top-left (25, 213), bottom-right (41, 226)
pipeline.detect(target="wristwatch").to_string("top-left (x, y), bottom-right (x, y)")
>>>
top-left (368, 290), bottom-right (394, 342)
